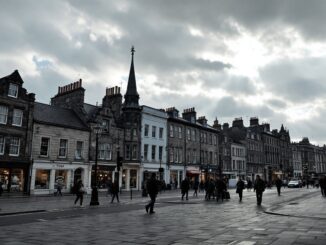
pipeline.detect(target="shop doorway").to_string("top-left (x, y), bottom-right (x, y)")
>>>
top-left (74, 168), bottom-right (83, 186)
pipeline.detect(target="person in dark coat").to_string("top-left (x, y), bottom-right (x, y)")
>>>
top-left (193, 179), bottom-right (199, 197)
top-left (215, 176), bottom-right (226, 202)
top-left (236, 177), bottom-right (245, 202)
top-left (319, 175), bottom-right (325, 197)
top-left (111, 180), bottom-right (119, 203)
top-left (145, 173), bottom-right (159, 214)
top-left (247, 179), bottom-right (252, 191)
top-left (206, 179), bottom-right (215, 200)
top-left (254, 175), bottom-right (266, 206)
top-left (74, 180), bottom-right (84, 206)
top-left (275, 177), bottom-right (283, 196)
top-left (181, 177), bottom-right (190, 200)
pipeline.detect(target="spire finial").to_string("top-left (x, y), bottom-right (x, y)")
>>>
top-left (131, 46), bottom-right (135, 57)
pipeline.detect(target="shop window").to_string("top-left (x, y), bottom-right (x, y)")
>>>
top-left (130, 169), bottom-right (137, 188)
top-left (99, 143), bottom-right (112, 160)
top-left (40, 137), bottom-right (50, 156)
top-left (59, 139), bottom-right (68, 158)
top-left (8, 83), bottom-right (18, 98)
top-left (12, 109), bottom-right (23, 126)
top-left (0, 105), bottom-right (8, 124)
top-left (0, 136), bottom-right (5, 155)
top-left (75, 141), bottom-right (83, 159)
top-left (9, 137), bottom-right (20, 156)
top-left (35, 169), bottom-right (50, 189)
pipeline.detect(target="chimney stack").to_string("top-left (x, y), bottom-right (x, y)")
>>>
top-left (182, 107), bottom-right (196, 123)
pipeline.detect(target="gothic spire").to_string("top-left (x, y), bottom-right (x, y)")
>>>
top-left (124, 46), bottom-right (139, 108)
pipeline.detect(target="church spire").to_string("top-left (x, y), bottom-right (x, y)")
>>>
top-left (124, 46), bottom-right (139, 108)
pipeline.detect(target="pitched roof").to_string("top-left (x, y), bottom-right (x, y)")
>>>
top-left (0, 70), bottom-right (24, 84)
top-left (34, 102), bottom-right (89, 131)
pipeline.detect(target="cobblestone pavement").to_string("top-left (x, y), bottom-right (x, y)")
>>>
top-left (0, 188), bottom-right (325, 245)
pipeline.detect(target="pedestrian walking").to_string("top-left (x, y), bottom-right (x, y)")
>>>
top-left (107, 179), bottom-right (113, 197)
top-left (236, 177), bottom-right (245, 202)
top-left (215, 176), bottom-right (226, 202)
top-left (145, 173), bottom-right (159, 214)
top-left (275, 177), bottom-right (282, 196)
top-left (247, 179), bottom-right (252, 191)
top-left (74, 180), bottom-right (85, 206)
top-left (181, 177), bottom-right (190, 200)
top-left (55, 181), bottom-right (63, 196)
top-left (193, 179), bottom-right (199, 197)
top-left (254, 175), bottom-right (265, 206)
top-left (206, 179), bottom-right (215, 200)
top-left (0, 181), bottom-right (3, 196)
top-left (111, 180), bottom-right (120, 203)
top-left (320, 175), bottom-right (325, 197)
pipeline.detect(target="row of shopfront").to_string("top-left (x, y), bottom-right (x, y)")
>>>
top-left (4, 162), bottom-right (300, 195)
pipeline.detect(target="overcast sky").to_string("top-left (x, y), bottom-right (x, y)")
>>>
top-left (1, 0), bottom-right (326, 145)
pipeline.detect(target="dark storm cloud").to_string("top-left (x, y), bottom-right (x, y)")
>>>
top-left (260, 57), bottom-right (326, 103)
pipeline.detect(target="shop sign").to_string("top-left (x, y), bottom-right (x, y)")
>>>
top-left (52, 164), bottom-right (65, 168)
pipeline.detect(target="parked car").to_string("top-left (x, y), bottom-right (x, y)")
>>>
top-left (288, 179), bottom-right (302, 188)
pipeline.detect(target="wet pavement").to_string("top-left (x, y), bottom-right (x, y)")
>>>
top-left (0, 188), bottom-right (325, 244)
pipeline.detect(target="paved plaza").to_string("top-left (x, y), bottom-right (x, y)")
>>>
top-left (0, 188), bottom-right (325, 244)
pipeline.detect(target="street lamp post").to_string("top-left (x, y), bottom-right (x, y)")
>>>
top-left (90, 125), bottom-right (102, 206)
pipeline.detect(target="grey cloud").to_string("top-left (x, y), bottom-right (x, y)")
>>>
top-left (260, 57), bottom-right (326, 103)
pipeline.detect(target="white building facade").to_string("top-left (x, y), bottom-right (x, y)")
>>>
top-left (229, 142), bottom-right (246, 187)
top-left (140, 106), bottom-right (168, 186)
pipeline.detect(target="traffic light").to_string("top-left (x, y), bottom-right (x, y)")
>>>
top-left (117, 156), bottom-right (123, 171)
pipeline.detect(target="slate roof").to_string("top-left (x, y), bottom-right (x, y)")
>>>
top-left (34, 102), bottom-right (89, 131)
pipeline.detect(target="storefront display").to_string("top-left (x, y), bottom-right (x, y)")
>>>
top-left (35, 169), bottom-right (50, 189)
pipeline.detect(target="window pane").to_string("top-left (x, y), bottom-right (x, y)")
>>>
top-left (75, 141), bottom-right (83, 159)
top-left (0, 105), bottom-right (8, 124)
top-left (40, 137), bottom-right (49, 156)
top-left (0, 136), bottom-right (5, 155)
top-left (12, 109), bottom-right (23, 126)
top-left (8, 83), bottom-right (18, 97)
top-left (9, 137), bottom-right (20, 156)
top-left (59, 139), bottom-right (67, 157)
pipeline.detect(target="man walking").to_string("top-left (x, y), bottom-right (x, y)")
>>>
top-left (193, 179), bottom-right (199, 197)
top-left (145, 173), bottom-right (159, 214)
top-left (275, 176), bottom-right (283, 196)
top-left (236, 177), bottom-right (245, 202)
top-left (110, 180), bottom-right (119, 203)
top-left (181, 177), bottom-right (190, 201)
top-left (254, 175), bottom-right (265, 206)
top-left (320, 175), bottom-right (325, 197)
top-left (215, 176), bottom-right (226, 202)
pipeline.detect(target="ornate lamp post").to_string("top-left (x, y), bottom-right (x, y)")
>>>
top-left (90, 124), bottom-right (102, 206)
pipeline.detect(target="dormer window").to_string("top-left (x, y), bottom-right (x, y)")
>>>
top-left (8, 83), bottom-right (18, 98)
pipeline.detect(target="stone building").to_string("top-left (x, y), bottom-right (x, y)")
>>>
top-left (0, 70), bottom-right (35, 194)
top-left (30, 102), bottom-right (90, 195)
top-left (166, 107), bottom-right (219, 187)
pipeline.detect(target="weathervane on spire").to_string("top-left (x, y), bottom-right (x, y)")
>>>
top-left (131, 46), bottom-right (135, 57)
